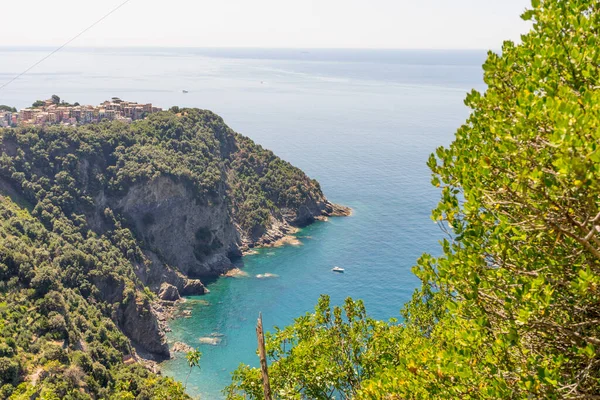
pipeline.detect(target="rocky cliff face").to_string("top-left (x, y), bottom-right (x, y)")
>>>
top-left (110, 176), bottom-right (240, 277)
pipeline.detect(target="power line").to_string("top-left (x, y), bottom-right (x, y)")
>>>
top-left (0, 0), bottom-right (133, 93)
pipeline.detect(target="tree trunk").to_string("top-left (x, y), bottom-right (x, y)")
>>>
top-left (256, 312), bottom-right (273, 400)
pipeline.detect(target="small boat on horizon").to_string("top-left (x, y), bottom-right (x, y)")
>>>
top-left (182, 90), bottom-right (189, 94)
top-left (332, 266), bottom-right (345, 273)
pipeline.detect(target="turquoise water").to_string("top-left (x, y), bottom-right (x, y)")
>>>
top-left (0, 48), bottom-right (486, 398)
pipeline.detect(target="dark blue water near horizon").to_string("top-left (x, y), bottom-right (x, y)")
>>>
top-left (0, 47), bottom-right (487, 398)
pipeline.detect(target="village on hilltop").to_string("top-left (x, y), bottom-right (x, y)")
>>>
top-left (0, 96), bottom-right (163, 128)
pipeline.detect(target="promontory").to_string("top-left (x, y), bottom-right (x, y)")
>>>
top-left (0, 107), bottom-right (348, 398)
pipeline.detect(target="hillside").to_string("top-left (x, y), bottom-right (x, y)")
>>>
top-left (0, 108), bottom-right (348, 399)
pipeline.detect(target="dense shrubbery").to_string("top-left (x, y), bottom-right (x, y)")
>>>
top-left (227, 1), bottom-right (600, 398)
top-left (0, 108), bottom-right (323, 398)
top-left (0, 196), bottom-right (187, 398)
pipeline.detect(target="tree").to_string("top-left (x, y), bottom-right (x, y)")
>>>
top-left (227, 0), bottom-right (600, 398)
top-left (51, 95), bottom-right (60, 105)
top-left (185, 349), bottom-right (201, 389)
top-left (226, 296), bottom-right (400, 399)
top-left (0, 106), bottom-right (16, 113)
top-left (31, 100), bottom-right (44, 108)
top-left (0, 357), bottom-right (19, 385)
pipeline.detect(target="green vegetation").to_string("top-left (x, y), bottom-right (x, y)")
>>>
top-left (0, 195), bottom-right (188, 399)
top-left (185, 349), bottom-right (201, 390)
top-left (227, 1), bottom-right (600, 398)
top-left (0, 108), bottom-right (324, 398)
top-left (0, 107), bottom-right (16, 113)
top-left (30, 97), bottom-right (79, 109)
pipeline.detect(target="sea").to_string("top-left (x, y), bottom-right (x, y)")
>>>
top-left (0, 47), bottom-right (487, 398)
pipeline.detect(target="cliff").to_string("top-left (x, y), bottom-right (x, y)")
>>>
top-left (0, 108), bottom-right (347, 397)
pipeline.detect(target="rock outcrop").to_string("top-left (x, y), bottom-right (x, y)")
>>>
top-left (158, 283), bottom-right (181, 301)
top-left (182, 279), bottom-right (206, 296)
top-left (171, 342), bottom-right (195, 354)
top-left (324, 201), bottom-right (353, 217)
top-left (117, 297), bottom-right (170, 360)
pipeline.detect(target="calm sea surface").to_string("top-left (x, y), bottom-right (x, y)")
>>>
top-left (0, 48), bottom-right (487, 398)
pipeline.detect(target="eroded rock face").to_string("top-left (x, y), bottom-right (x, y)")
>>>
top-left (113, 177), bottom-right (241, 277)
top-left (134, 250), bottom-right (206, 297)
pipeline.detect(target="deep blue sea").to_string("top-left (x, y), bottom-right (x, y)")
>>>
top-left (0, 47), bottom-right (487, 398)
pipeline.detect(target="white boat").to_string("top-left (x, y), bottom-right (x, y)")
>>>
top-left (332, 266), bottom-right (345, 273)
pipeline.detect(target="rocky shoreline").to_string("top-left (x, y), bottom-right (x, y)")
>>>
top-left (242, 202), bottom-right (352, 251)
top-left (325, 202), bottom-right (353, 217)
top-left (142, 203), bottom-right (351, 368)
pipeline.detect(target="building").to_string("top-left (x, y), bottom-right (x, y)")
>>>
top-left (123, 106), bottom-right (133, 118)
top-left (47, 112), bottom-right (58, 124)
top-left (20, 109), bottom-right (34, 122)
top-left (0, 112), bottom-right (12, 127)
top-left (133, 106), bottom-right (144, 120)
top-left (35, 113), bottom-right (48, 125)
top-left (70, 108), bottom-right (82, 121)
top-left (82, 110), bottom-right (94, 124)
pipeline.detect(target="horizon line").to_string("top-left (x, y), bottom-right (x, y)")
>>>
top-left (0, 45), bottom-right (499, 52)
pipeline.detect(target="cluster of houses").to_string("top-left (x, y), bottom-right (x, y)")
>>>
top-left (0, 97), bottom-right (163, 128)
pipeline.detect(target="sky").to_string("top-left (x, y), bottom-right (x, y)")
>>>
top-left (0, 0), bottom-right (532, 49)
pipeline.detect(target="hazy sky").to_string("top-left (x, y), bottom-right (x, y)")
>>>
top-left (1, 0), bottom-right (531, 49)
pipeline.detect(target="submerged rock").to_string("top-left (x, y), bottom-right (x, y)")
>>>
top-left (256, 273), bottom-right (279, 279)
top-left (186, 299), bottom-right (210, 306)
top-left (199, 337), bottom-right (222, 346)
top-left (222, 268), bottom-right (249, 278)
